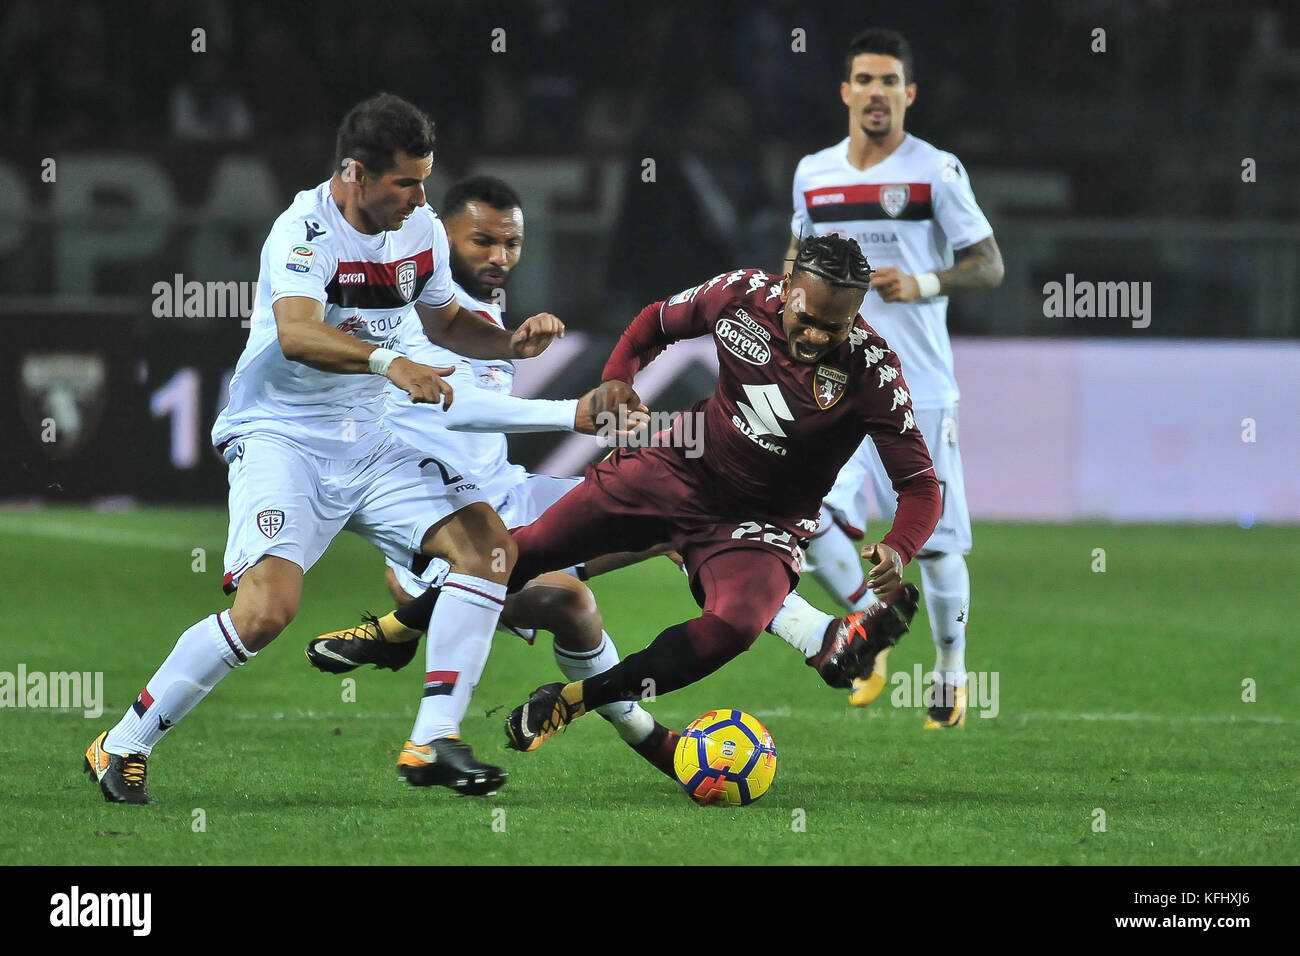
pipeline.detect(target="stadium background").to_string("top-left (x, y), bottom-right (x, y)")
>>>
top-left (4, 0), bottom-right (1298, 520)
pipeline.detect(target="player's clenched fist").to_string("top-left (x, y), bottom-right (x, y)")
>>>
top-left (574, 384), bottom-right (650, 435)
top-left (387, 357), bottom-right (455, 409)
top-left (862, 542), bottom-right (904, 601)
top-left (511, 312), bottom-right (565, 358)
top-left (870, 266), bottom-right (922, 303)
top-left (588, 379), bottom-right (644, 419)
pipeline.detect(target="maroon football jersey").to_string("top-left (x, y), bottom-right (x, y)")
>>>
top-left (603, 268), bottom-right (939, 559)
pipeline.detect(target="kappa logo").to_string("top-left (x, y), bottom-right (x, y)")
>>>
top-left (256, 509), bottom-right (285, 539)
top-left (880, 184), bottom-right (910, 218)
top-left (814, 364), bottom-right (847, 410)
top-left (396, 260), bottom-right (417, 302)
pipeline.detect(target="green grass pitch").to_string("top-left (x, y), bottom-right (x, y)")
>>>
top-left (1, 507), bottom-right (1295, 865)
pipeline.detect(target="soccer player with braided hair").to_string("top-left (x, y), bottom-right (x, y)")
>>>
top-left (500, 233), bottom-right (943, 759)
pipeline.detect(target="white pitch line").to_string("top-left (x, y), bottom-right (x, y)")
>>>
top-left (0, 518), bottom-right (218, 551)
top-left (209, 708), bottom-right (1297, 726)
top-left (1014, 711), bottom-right (1293, 725)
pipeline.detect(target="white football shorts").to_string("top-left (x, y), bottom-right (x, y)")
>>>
top-left (220, 432), bottom-right (487, 592)
top-left (388, 472), bottom-right (583, 598)
top-left (821, 404), bottom-right (972, 555)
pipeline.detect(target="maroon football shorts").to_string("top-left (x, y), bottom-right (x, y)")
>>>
top-left (509, 444), bottom-right (804, 600)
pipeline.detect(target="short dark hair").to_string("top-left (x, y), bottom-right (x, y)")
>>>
top-left (792, 234), bottom-right (873, 290)
top-left (442, 175), bottom-right (522, 219)
top-left (334, 93), bottom-right (436, 177)
top-left (843, 28), bottom-right (913, 85)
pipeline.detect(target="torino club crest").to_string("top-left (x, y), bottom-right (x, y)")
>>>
top-left (880, 184), bottom-right (910, 218)
top-left (814, 365), bottom-right (847, 410)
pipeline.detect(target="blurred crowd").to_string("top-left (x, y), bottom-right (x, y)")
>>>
top-left (3, 0), bottom-right (1297, 331)
top-left (5, 0), bottom-right (1295, 199)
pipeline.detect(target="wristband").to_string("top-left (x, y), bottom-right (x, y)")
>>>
top-left (915, 272), bottom-right (941, 298)
top-left (368, 347), bottom-right (399, 376)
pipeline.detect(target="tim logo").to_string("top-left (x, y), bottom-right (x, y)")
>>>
top-left (396, 260), bottom-right (417, 302)
top-left (257, 509), bottom-right (284, 538)
top-left (721, 738), bottom-right (737, 758)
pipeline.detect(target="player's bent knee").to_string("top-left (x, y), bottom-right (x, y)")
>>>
top-left (516, 576), bottom-right (602, 650)
top-left (230, 601), bottom-right (296, 651)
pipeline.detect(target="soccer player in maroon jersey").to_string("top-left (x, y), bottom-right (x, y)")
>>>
top-left (502, 233), bottom-right (942, 757)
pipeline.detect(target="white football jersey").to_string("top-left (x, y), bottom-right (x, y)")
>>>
top-left (384, 285), bottom-right (526, 503)
top-left (212, 181), bottom-right (455, 459)
top-left (791, 134), bottom-right (993, 408)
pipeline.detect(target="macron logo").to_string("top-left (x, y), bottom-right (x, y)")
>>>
top-left (736, 383), bottom-right (794, 438)
top-left (811, 193), bottom-right (845, 206)
top-left (50, 886), bottom-right (151, 936)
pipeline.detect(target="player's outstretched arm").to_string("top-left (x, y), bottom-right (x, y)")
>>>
top-left (274, 296), bottom-right (454, 406)
top-left (415, 299), bottom-right (563, 361)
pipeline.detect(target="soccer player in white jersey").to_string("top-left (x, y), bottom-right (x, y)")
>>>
top-left (83, 95), bottom-right (566, 803)
top-left (781, 29), bottom-right (1004, 728)
top-left (305, 175), bottom-right (686, 777)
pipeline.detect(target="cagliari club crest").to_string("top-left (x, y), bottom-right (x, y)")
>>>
top-left (257, 509), bottom-right (285, 539)
top-left (396, 260), bottom-right (417, 302)
top-left (814, 364), bottom-right (847, 410)
top-left (880, 184), bottom-right (910, 218)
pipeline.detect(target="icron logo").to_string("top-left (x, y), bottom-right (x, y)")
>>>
top-left (49, 886), bottom-right (151, 936)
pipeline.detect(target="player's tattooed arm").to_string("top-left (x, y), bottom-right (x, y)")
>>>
top-left (871, 236), bottom-right (1005, 303)
top-left (938, 235), bottom-right (1005, 293)
top-left (274, 297), bottom-right (454, 406)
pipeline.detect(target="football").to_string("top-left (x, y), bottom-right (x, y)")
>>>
top-left (672, 709), bottom-right (778, 806)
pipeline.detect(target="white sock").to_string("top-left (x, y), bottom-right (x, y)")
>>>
top-left (411, 573), bottom-right (506, 742)
top-left (768, 591), bottom-right (835, 658)
top-left (806, 510), bottom-right (877, 611)
top-left (104, 610), bottom-right (254, 756)
top-left (553, 631), bottom-right (654, 744)
top-left (920, 552), bottom-right (969, 687)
